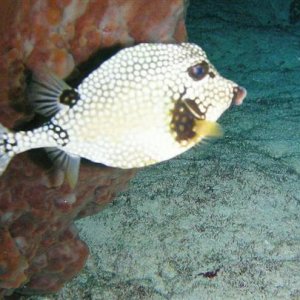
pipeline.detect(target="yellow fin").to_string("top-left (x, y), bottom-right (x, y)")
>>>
top-left (194, 120), bottom-right (223, 139)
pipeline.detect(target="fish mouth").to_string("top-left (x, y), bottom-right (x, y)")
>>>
top-left (232, 86), bottom-right (247, 106)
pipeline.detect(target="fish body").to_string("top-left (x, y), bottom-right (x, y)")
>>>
top-left (0, 43), bottom-right (246, 187)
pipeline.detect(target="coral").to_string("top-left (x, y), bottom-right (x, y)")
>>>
top-left (0, 0), bottom-right (187, 297)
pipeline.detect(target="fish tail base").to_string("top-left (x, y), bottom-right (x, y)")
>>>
top-left (0, 124), bottom-right (14, 175)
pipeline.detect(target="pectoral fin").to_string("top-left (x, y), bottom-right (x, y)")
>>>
top-left (194, 120), bottom-right (223, 139)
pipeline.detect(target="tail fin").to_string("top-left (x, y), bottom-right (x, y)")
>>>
top-left (0, 124), bottom-right (14, 175)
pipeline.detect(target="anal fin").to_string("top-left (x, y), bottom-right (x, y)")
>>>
top-left (46, 147), bottom-right (81, 189)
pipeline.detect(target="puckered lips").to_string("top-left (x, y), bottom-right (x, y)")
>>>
top-left (232, 86), bottom-right (247, 106)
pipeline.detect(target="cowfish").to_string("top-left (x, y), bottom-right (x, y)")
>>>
top-left (0, 43), bottom-right (246, 187)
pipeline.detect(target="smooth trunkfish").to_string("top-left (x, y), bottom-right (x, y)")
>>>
top-left (0, 43), bottom-right (247, 188)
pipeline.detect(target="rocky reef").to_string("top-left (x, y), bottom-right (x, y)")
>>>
top-left (0, 0), bottom-right (187, 297)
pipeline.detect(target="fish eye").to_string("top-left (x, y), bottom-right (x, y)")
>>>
top-left (187, 61), bottom-right (209, 81)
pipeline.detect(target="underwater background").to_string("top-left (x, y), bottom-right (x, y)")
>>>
top-left (12, 0), bottom-right (300, 299)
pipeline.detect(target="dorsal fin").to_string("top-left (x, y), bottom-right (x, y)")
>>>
top-left (46, 147), bottom-right (81, 189)
top-left (28, 71), bottom-right (80, 117)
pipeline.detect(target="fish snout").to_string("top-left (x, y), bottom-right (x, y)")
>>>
top-left (232, 86), bottom-right (247, 106)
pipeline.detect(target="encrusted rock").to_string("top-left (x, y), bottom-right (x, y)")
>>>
top-left (0, 0), bottom-right (187, 297)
